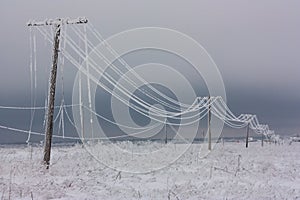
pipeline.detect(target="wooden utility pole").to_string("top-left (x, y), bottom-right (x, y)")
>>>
top-left (208, 96), bottom-right (212, 150)
top-left (165, 123), bottom-right (168, 144)
top-left (44, 23), bottom-right (61, 168)
top-left (28, 18), bottom-right (88, 168)
top-left (245, 122), bottom-right (250, 148)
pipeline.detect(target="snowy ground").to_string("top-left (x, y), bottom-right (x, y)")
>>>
top-left (0, 141), bottom-right (299, 200)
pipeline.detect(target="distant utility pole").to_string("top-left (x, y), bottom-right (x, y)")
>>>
top-left (28, 17), bottom-right (88, 169)
top-left (208, 96), bottom-right (212, 150)
top-left (245, 122), bottom-right (250, 148)
top-left (165, 123), bottom-right (168, 144)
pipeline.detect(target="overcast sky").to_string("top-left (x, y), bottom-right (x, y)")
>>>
top-left (0, 0), bottom-right (299, 143)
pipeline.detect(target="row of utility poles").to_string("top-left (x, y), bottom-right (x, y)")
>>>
top-left (28, 17), bottom-right (263, 169)
top-left (163, 96), bottom-right (263, 150)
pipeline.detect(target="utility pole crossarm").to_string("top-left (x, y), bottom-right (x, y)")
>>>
top-left (27, 17), bottom-right (88, 27)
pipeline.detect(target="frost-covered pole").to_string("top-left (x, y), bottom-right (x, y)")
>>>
top-left (27, 17), bottom-right (88, 169)
top-left (245, 122), bottom-right (250, 148)
top-left (165, 123), bottom-right (168, 144)
top-left (208, 96), bottom-right (212, 150)
top-left (44, 23), bottom-right (61, 168)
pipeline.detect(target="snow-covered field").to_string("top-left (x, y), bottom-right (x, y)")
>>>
top-left (0, 141), bottom-right (299, 200)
